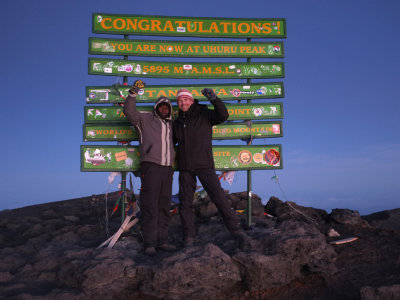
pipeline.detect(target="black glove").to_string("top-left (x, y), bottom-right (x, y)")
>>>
top-left (201, 88), bottom-right (217, 101)
top-left (129, 79), bottom-right (146, 95)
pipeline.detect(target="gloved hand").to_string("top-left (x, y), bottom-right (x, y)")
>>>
top-left (129, 79), bottom-right (146, 95)
top-left (201, 88), bottom-right (217, 101)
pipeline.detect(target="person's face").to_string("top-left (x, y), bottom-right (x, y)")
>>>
top-left (177, 96), bottom-right (194, 112)
top-left (156, 103), bottom-right (170, 119)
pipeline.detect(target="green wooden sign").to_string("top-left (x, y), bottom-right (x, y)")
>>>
top-left (81, 145), bottom-right (282, 171)
top-left (86, 82), bottom-right (284, 103)
top-left (89, 38), bottom-right (284, 58)
top-left (89, 58), bottom-right (284, 79)
top-left (84, 103), bottom-right (283, 123)
top-left (212, 121), bottom-right (283, 139)
top-left (83, 124), bottom-right (138, 141)
top-left (93, 14), bottom-right (286, 38)
top-left (83, 121), bottom-right (283, 141)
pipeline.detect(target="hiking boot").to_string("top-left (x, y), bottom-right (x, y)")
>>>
top-left (232, 230), bottom-right (252, 248)
top-left (144, 246), bottom-right (156, 257)
top-left (158, 243), bottom-right (177, 252)
top-left (182, 237), bottom-right (195, 247)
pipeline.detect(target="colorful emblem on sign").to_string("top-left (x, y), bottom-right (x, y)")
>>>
top-left (253, 153), bottom-right (264, 163)
top-left (264, 149), bottom-right (281, 166)
top-left (238, 150), bottom-right (252, 165)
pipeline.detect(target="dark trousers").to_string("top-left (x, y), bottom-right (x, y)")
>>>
top-left (178, 168), bottom-right (239, 240)
top-left (140, 162), bottom-right (173, 247)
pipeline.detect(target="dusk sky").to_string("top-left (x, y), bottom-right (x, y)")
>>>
top-left (1, 0), bottom-right (399, 215)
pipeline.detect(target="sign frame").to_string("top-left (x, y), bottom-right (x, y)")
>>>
top-left (88, 58), bottom-right (285, 79)
top-left (83, 121), bottom-right (283, 141)
top-left (83, 103), bottom-right (284, 123)
top-left (92, 13), bottom-right (286, 38)
top-left (86, 82), bottom-right (284, 103)
top-left (81, 145), bottom-right (283, 172)
top-left (89, 37), bottom-right (284, 58)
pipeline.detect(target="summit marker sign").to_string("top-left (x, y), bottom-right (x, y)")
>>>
top-left (93, 14), bottom-right (286, 38)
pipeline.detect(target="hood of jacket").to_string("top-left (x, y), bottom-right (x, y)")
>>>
top-left (153, 97), bottom-right (173, 120)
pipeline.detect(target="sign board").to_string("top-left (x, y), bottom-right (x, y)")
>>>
top-left (89, 38), bottom-right (284, 58)
top-left (83, 121), bottom-right (283, 141)
top-left (86, 82), bottom-right (284, 103)
top-left (89, 58), bottom-right (284, 79)
top-left (84, 103), bottom-right (283, 123)
top-left (81, 145), bottom-right (282, 171)
top-left (83, 124), bottom-right (138, 141)
top-left (93, 14), bottom-right (286, 38)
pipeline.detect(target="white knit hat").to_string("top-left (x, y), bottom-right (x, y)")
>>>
top-left (176, 88), bottom-right (193, 100)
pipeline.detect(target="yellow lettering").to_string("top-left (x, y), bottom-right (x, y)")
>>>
top-left (198, 22), bottom-right (208, 33)
top-left (146, 90), bottom-right (156, 97)
top-left (173, 66), bottom-right (183, 73)
top-left (213, 151), bottom-right (231, 157)
top-left (231, 22), bottom-right (237, 34)
top-left (158, 90), bottom-right (167, 97)
top-left (202, 67), bottom-right (212, 74)
top-left (191, 90), bottom-right (201, 97)
top-left (151, 19), bottom-right (162, 31)
top-left (228, 108), bottom-right (251, 115)
top-left (126, 19), bottom-right (138, 30)
top-left (220, 22), bottom-right (230, 33)
top-left (238, 22), bottom-right (250, 34)
top-left (163, 20), bottom-right (174, 32)
top-left (208, 22), bottom-right (220, 33)
top-left (113, 18), bottom-right (126, 30)
top-left (168, 90), bottom-right (177, 97)
top-left (136, 44), bottom-right (144, 52)
top-left (251, 23), bottom-right (262, 34)
top-left (138, 19), bottom-right (150, 31)
top-left (217, 89), bottom-right (228, 96)
top-left (175, 20), bottom-right (185, 28)
top-left (186, 21), bottom-right (196, 32)
top-left (101, 18), bottom-right (112, 29)
top-left (262, 22), bottom-right (272, 34)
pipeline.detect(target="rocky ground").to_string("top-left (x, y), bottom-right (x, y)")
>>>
top-left (0, 191), bottom-right (399, 300)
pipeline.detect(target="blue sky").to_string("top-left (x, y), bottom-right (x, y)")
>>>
top-left (1, 0), bottom-right (399, 215)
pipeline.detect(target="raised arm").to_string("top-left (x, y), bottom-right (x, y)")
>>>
top-left (202, 88), bottom-right (229, 125)
top-left (123, 80), bottom-right (145, 126)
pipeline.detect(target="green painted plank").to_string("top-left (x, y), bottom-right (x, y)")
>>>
top-left (81, 145), bottom-right (283, 171)
top-left (88, 58), bottom-right (284, 79)
top-left (84, 103), bottom-right (283, 123)
top-left (86, 82), bottom-right (284, 103)
top-left (89, 37), bottom-right (284, 57)
top-left (93, 14), bottom-right (286, 38)
top-left (83, 121), bottom-right (283, 141)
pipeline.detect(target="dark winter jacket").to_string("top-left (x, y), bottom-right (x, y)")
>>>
top-left (173, 97), bottom-right (229, 171)
top-left (123, 94), bottom-right (175, 166)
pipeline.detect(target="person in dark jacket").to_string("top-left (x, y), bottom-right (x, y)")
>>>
top-left (173, 88), bottom-right (251, 247)
top-left (123, 80), bottom-right (176, 256)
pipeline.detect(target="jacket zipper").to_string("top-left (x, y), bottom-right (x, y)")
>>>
top-left (164, 120), bottom-right (168, 165)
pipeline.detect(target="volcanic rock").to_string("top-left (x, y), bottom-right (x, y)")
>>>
top-left (0, 192), bottom-right (399, 299)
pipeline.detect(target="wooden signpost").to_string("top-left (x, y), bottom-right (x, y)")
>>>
top-left (86, 82), bottom-right (284, 103)
top-left (83, 13), bottom-right (286, 228)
